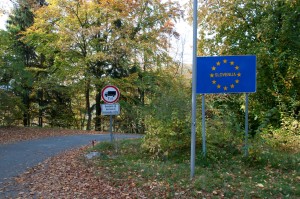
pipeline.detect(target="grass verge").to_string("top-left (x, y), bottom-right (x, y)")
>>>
top-left (88, 139), bottom-right (300, 198)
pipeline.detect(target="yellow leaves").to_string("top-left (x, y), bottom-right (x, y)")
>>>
top-left (160, 19), bottom-right (175, 35)
top-left (24, 0), bottom-right (182, 60)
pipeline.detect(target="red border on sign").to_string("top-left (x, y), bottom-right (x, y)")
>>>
top-left (101, 85), bottom-right (120, 104)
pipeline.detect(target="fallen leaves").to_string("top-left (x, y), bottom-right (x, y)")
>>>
top-left (9, 146), bottom-right (148, 198)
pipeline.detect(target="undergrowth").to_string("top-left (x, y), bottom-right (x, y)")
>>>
top-left (88, 137), bottom-right (300, 198)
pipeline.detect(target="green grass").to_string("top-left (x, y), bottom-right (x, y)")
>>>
top-left (88, 139), bottom-right (300, 198)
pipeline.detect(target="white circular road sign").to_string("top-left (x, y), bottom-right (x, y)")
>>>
top-left (101, 85), bottom-right (120, 104)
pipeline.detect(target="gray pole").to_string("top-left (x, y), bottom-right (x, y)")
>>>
top-left (202, 94), bottom-right (206, 156)
top-left (190, 0), bottom-right (198, 179)
top-left (110, 115), bottom-right (113, 143)
top-left (244, 93), bottom-right (249, 156)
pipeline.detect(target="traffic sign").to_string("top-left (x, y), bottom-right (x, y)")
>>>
top-left (196, 55), bottom-right (256, 94)
top-left (101, 85), bottom-right (120, 104)
top-left (101, 103), bottom-right (120, 115)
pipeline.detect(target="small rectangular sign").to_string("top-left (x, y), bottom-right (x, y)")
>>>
top-left (101, 103), bottom-right (120, 115)
top-left (196, 55), bottom-right (256, 94)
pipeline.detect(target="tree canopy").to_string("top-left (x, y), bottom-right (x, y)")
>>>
top-left (193, 0), bottom-right (300, 134)
top-left (1, 0), bottom-right (184, 131)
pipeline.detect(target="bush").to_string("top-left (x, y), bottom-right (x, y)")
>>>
top-left (0, 90), bottom-right (24, 126)
top-left (142, 113), bottom-right (190, 157)
top-left (260, 116), bottom-right (300, 153)
top-left (141, 67), bottom-right (191, 157)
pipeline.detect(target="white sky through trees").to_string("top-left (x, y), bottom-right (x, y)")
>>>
top-left (0, 0), bottom-right (13, 30)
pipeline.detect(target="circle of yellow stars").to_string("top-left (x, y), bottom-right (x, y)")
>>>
top-left (209, 59), bottom-right (241, 91)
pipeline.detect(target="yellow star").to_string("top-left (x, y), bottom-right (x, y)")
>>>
top-left (230, 84), bottom-right (235, 88)
top-left (223, 59), bottom-right (227, 64)
top-left (212, 66), bottom-right (216, 71)
top-left (210, 73), bottom-right (214, 78)
top-left (235, 66), bottom-right (239, 70)
top-left (212, 80), bottom-right (216, 84)
top-left (235, 79), bottom-right (239, 84)
top-left (230, 61), bottom-right (234, 65)
top-left (237, 73), bottom-right (241, 77)
top-left (224, 86), bottom-right (228, 91)
top-left (217, 84), bottom-right (221, 89)
top-left (216, 61), bottom-right (221, 66)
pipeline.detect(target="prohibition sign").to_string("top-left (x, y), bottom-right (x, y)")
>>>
top-left (101, 85), bottom-right (120, 104)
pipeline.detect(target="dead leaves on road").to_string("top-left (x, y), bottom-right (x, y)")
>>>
top-left (15, 147), bottom-right (146, 198)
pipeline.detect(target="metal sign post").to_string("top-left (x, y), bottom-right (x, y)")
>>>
top-left (202, 95), bottom-right (206, 156)
top-left (244, 93), bottom-right (249, 157)
top-left (109, 115), bottom-right (114, 142)
top-left (190, 0), bottom-right (198, 179)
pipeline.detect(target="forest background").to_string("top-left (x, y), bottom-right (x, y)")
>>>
top-left (0, 0), bottom-right (299, 156)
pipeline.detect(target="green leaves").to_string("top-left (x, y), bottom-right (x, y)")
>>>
top-left (0, 90), bottom-right (24, 126)
top-left (195, 0), bottom-right (300, 135)
top-left (141, 67), bottom-right (191, 156)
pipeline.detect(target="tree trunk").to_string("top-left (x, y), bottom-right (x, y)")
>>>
top-left (95, 91), bottom-right (102, 131)
top-left (23, 89), bottom-right (30, 127)
top-left (23, 112), bottom-right (30, 127)
top-left (85, 79), bottom-right (92, 130)
top-left (38, 89), bottom-right (43, 127)
top-left (137, 61), bottom-right (146, 134)
top-left (80, 115), bottom-right (85, 130)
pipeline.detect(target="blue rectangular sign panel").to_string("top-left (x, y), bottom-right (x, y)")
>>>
top-left (196, 55), bottom-right (256, 94)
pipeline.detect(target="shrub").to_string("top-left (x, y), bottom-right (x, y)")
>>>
top-left (0, 90), bottom-right (24, 126)
top-left (141, 67), bottom-right (191, 157)
top-left (142, 113), bottom-right (190, 157)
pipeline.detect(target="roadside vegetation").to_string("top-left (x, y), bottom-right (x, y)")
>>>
top-left (88, 138), bottom-right (299, 198)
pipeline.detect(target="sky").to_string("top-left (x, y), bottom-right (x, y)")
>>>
top-left (0, 0), bottom-right (193, 65)
top-left (0, 0), bottom-right (12, 30)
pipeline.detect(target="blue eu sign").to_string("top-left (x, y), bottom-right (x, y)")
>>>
top-left (196, 55), bottom-right (256, 94)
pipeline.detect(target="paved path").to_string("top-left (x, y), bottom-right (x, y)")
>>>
top-left (0, 134), bottom-right (141, 184)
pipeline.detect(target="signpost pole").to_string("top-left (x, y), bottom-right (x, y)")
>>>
top-left (202, 94), bottom-right (206, 156)
top-left (244, 93), bottom-right (249, 157)
top-left (190, 0), bottom-right (198, 179)
top-left (110, 115), bottom-right (113, 143)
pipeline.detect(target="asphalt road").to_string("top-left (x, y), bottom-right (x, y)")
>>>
top-left (0, 134), bottom-right (141, 184)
